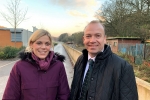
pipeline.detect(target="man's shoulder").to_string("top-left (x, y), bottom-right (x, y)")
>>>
top-left (111, 53), bottom-right (125, 62)
top-left (78, 54), bottom-right (84, 59)
top-left (111, 53), bottom-right (132, 68)
top-left (75, 54), bottom-right (84, 64)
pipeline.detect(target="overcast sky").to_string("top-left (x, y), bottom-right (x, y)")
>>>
top-left (0, 0), bottom-right (106, 37)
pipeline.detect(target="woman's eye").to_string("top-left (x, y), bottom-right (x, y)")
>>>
top-left (45, 43), bottom-right (50, 46)
top-left (36, 42), bottom-right (42, 45)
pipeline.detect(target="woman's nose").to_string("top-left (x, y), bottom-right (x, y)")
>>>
top-left (41, 44), bottom-right (46, 48)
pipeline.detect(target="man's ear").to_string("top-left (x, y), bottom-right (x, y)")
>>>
top-left (104, 35), bottom-right (107, 44)
top-left (82, 36), bottom-right (84, 43)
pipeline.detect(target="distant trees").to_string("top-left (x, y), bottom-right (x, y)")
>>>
top-left (59, 0), bottom-right (150, 45)
top-left (96, 0), bottom-right (150, 42)
top-left (58, 32), bottom-right (84, 46)
top-left (58, 33), bottom-right (69, 42)
top-left (71, 32), bottom-right (83, 45)
top-left (0, 0), bottom-right (28, 47)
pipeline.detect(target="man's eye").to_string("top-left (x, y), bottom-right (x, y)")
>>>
top-left (96, 35), bottom-right (101, 38)
top-left (86, 36), bottom-right (91, 38)
top-left (97, 35), bottom-right (100, 37)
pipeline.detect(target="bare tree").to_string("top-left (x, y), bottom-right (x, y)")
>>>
top-left (96, 0), bottom-right (132, 37)
top-left (96, 0), bottom-right (150, 60)
top-left (0, 0), bottom-right (28, 47)
top-left (96, 0), bottom-right (150, 40)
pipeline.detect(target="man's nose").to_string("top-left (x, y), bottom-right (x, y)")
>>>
top-left (90, 36), bottom-right (96, 42)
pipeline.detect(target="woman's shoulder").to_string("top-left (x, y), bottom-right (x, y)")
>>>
top-left (13, 59), bottom-right (31, 69)
top-left (10, 60), bottom-right (30, 75)
top-left (19, 51), bottom-right (32, 60)
top-left (54, 52), bottom-right (65, 62)
top-left (52, 53), bottom-right (65, 69)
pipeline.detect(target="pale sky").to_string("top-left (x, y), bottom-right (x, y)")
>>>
top-left (0, 0), bottom-right (106, 37)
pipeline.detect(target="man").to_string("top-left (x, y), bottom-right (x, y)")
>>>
top-left (69, 20), bottom-right (138, 100)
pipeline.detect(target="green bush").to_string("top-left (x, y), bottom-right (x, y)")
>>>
top-left (0, 46), bottom-right (20, 59)
top-left (0, 51), bottom-right (4, 58)
top-left (54, 42), bottom-right (58, 46)
top-left (18, 46), bottom-right (26, 51)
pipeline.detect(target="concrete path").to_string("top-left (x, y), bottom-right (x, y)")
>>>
top-left (0, 61), bottom-right (17, 100)
top-left (54, 43), bottom-right (74, 87)
top-left (0, 43), bottom-right (74, 99)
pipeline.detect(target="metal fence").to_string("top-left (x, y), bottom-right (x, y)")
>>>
top-left (118, 43), bottom-right (150, 64)
top-left (145, 44), bottom-right (150, 60)
top-left (118, 43), bottom-right (144, 57)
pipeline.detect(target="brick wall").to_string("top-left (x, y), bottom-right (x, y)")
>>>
top-left (0, 30), bottom-right (22, 48)
top-left (107, 39), bottom-right (141, 53)
top-left (118, 39), bottom-right (141, 44)
top-left (106, 39), bottom-right (118, 53)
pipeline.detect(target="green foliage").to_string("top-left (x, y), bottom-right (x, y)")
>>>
top-left (72, 32), bottom-right (84, 45)
top-left (58, 33), bottom-right (69, 42)
top-left (19, 46), bottom-right (26, 50)
top-left (97, 0), bottom-right (150, 41)
top-left (54, 42), bottom-right (58, 46)
top-left (0, 51), bottom-right (4, 58)
top-left (58, 31), bottom-right (84, 46)
top-left (0, 46), bottom-right (22, 59)
top-left (117, 52), bottom-right (150, 83)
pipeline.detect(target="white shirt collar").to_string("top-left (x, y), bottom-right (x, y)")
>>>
top-left (88, 49), bottom-right (104, 61)
top-left (88, 54), bottom-right (96, 62)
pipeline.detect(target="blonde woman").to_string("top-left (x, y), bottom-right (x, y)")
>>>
top-left (2, 29), bottom-right (70, 100)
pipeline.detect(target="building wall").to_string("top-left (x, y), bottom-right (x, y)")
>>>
top-left (146, 39), bottom-right (150, 43)
top-left (107, 39), bottom-right (142, 53)
top-left (22, 29), bottom-right (33, 47)
top-left (32, 26), bottom-right (38, 32)
top-left (118, 39), bottom-right (141, 44)
top-left (106, 39), bottom-right (118, 53)
top-left (0, 30), bottom-right (22, 48)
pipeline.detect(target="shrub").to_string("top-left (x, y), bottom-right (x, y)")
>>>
top-left (0, 46), bottom-right (20, 59)
top-left (54, 42), bottom-right (58, 46)
top-left (18, 46), bottom-right (26, 51)
top-left (0, 51), bottom-right (4, 58)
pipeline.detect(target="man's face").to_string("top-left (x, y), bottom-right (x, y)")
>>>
top-left (83, 23), bottom-right (106, 57)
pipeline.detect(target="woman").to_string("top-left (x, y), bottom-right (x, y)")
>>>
top-left (2, 29), bottom-right (70, 100)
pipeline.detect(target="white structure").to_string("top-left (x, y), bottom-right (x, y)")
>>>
top-left (22, 29), bottom-right (33, 46)
top-left (8, 28), bottom-right (33, 47)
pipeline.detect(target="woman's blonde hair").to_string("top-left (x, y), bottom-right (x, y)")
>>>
top-left (25, 29), bottom-right (53, 52)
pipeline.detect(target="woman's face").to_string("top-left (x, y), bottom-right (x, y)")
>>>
top-left (30, 35), bottom-right (51, 59)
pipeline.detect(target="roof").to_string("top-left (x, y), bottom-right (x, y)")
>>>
top-left (9, 28), bottom-right (23, 32)
top-left (145, 39), bottom-right (150, 43)
top-left (0, 28), bottom-right (23, 32)
top-left (0, 26), bottom-right (6, 28)
top-left (0, 28), bottom-right (10, 31)
top-left (107, 37), bottom-right (141, 40)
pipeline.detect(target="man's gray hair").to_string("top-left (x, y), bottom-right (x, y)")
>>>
top-left (84, 20), bottom-right (105, 35)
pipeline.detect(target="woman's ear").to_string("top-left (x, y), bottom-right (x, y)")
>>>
top-left (29, 41), bottom-right (33, 49)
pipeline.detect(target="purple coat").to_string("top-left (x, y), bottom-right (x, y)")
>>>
top-left (2, 52), bottom-right (70, 100)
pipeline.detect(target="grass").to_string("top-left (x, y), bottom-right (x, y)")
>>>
top-left (116, 52), bottom-right (150, 83)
